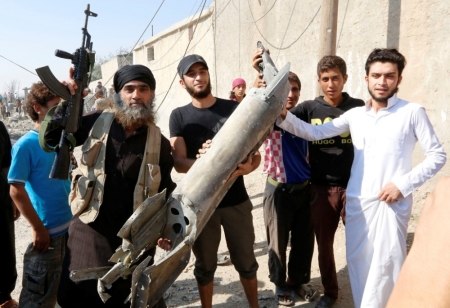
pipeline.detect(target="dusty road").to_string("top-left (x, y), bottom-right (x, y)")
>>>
top-left (6, 115), bottom-right (447, 307)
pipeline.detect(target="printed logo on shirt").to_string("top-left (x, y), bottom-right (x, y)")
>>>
top-left (311, 117), bottom-right (351, 143)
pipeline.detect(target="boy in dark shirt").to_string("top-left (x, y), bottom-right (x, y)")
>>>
top-left (289, 56), bottom-right (364, 308)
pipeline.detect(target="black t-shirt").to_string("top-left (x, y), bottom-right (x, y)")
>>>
top-left (169, 98), bottom-right (249, 208)
top-left (290, 93), bottom-right (364, 187)
top-left (0, 121), bottom-right (12, 206)
top-left (46, 111), bottom-right (176, 245)
top-left (73, 111), bottom-right (176, 242)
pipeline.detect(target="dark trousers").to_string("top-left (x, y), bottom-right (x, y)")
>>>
top-left (263, 179), bottom-right (314, 287)
top-left (58, 218), bottom-right (166, 308)
top-left (310, 184), bottom-right (346, 299)
top-left (193, 199), bottom-right (258, 286)
top-left (0, 196), bottom-right (16, 303)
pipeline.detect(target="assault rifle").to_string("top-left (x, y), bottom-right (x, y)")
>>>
top-left (37, 4), bottom-right (97, 179)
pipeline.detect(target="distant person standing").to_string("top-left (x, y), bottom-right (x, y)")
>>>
top-left (15, 99), bottom-right (22, 116)
top-left (83, 88), bottom-right (95, 114)
top-left (229, 78), bottom-right (246, 103)
top-left (95, 81), bottom-right (107, 95)
top-left (4, 103), bottom-right (10, 118)
top-left (1, 103), bottom-right (6, 120)
top-left (107, 86), bottom-right (115, 98)
top-left (90, 89), bottom-right (105, 111)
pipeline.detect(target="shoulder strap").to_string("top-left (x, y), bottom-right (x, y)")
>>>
top-left (133, 124), bottom-right (161, 209)
top-left (38, 103), bottom-right (76, 153)
top-left (76, 108), bottom-right (115, 224)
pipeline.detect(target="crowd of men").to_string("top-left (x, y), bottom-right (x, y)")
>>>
top-left (0, 47), bottom-right (447, 308)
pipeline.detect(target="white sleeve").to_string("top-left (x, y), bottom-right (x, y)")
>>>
top-left (392, 107), bottom-right (447, 197)
top-left (276, 110), bottom-right (350, 141)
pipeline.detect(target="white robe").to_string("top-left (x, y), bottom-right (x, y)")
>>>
top-left (277, 94), bottom-right (446, 307)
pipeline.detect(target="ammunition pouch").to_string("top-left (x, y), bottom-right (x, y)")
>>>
top-left (70, 108), bottom-right (162, 222)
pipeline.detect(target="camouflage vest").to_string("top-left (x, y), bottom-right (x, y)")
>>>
top-left (69, 108), bottom-right (161, 223)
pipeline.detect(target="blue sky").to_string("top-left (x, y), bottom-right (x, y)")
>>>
top-left (0, 0), bottom-right (213, 94)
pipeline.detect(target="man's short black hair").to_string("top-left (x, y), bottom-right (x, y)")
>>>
top-left (365, 48), bottom-right (406, 76)
top-left (317, 55), bottom-right (347, 78)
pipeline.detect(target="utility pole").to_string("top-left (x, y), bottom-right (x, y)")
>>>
top-left (23, 87), bottom-right (30, 102)
top-left (317, 0), bottom-right (339, 95)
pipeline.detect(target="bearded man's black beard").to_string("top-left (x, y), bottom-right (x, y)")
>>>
top-left (185, 80), bottom-right (212, 99)
top-left (368, 86), bottom-right (399, 103)
top-left (113, 94), bottom-right (155, 128)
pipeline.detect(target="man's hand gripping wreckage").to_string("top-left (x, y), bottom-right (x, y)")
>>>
top-left (40, 20), bottom-right (290, 305)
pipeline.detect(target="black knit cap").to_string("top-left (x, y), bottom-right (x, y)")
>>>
top-left (177, 54), bottom-right (208, 78)
top-left (113, 65), bottom-right (156, 93)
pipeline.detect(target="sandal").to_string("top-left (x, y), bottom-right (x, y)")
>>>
top-left (294, 284), bottom-right (318, 302)
top-left (274, 285), bottom-right (294, 306)
top-left (315, 295), bottom-right (336, 308)
top-left (217, 254), bottom-right (231, 265)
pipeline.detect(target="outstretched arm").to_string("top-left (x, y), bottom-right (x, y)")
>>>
top-left (277, 109), bottom-right (350, 141)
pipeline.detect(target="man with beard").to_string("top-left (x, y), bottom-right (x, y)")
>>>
top-left (54, 65), bottom-right (176, 307)
top-left (276, 48), bottom-right (446, 307)
top-left (168, 54), bottom-right (260, 308)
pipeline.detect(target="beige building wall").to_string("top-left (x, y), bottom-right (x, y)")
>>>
top-left (132, 7), bottom-right (215, 136)
top-left (105, 0), bottom-right (448, 173)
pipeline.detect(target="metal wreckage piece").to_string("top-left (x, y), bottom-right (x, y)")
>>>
top-left (70, 43), bottom-right (291, 307)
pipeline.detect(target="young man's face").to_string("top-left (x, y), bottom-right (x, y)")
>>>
top-left (233, 85), bottom-right (246, 98)
top-left (180, 63), bottom-right (211, 99)
top-left (365, 61), bottom-right (402, 103)
top-left (120, 80), bottom-right (154, 107)
top-left (318, 67), bottom-right (348, 101)
top-left (286, 80), bottom-right (300, 110)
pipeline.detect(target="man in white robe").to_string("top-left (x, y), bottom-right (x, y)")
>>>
top-left (276, 48), bottom-right (446, 308)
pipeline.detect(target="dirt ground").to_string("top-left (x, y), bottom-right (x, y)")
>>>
top-left (6, 115), bottom-right (445, 308)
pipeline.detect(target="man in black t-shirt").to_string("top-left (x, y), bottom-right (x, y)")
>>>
top-left (169, 54), bottom-right (260, 308)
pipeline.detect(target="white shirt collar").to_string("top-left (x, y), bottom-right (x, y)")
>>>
top-left (365, 93), bottom-right (399, 112)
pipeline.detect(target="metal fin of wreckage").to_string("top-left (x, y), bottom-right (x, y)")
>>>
top-left (131, 63), bottom-right (291, 306)
top-left (130, 239), bottom-right (192, 308)
top-left (71, 42), bottom-right (290, 307)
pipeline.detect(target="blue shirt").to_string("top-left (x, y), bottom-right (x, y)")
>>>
top-left (263, 128), bottom-right (310, 184)
top-left (8, 130), bottom-right (72, 236)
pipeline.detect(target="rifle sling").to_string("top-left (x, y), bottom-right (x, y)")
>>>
top-left (38, 103), bottom-right (76, 153)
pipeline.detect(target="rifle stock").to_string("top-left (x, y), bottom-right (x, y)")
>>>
top-left (37, 4), bottom-right (97, 179)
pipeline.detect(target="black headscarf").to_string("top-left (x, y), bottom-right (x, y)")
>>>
top-left (113, 65), bottom-right (156, 93)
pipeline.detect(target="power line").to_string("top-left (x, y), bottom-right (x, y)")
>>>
top-left (0, 54), bottom-right (37, 76)
top-left (337, 0), bottom-right (350, 48)
top-left (148, 0), bottom-right (205, 66)
top-left (151, 0), bottom-right (232, 73)
top-left (248, 2), bottom-right (321, 50)
top-left (243, 0), bottom-right (278, 23)
top-left (155, 0), bottom-right (208, 112)
top-left (123, 0), bottom-right (166, 65)
top-left (101, 0), bottom-right (167, 86)
top-left (275, 0), bottom-right (297, 63)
